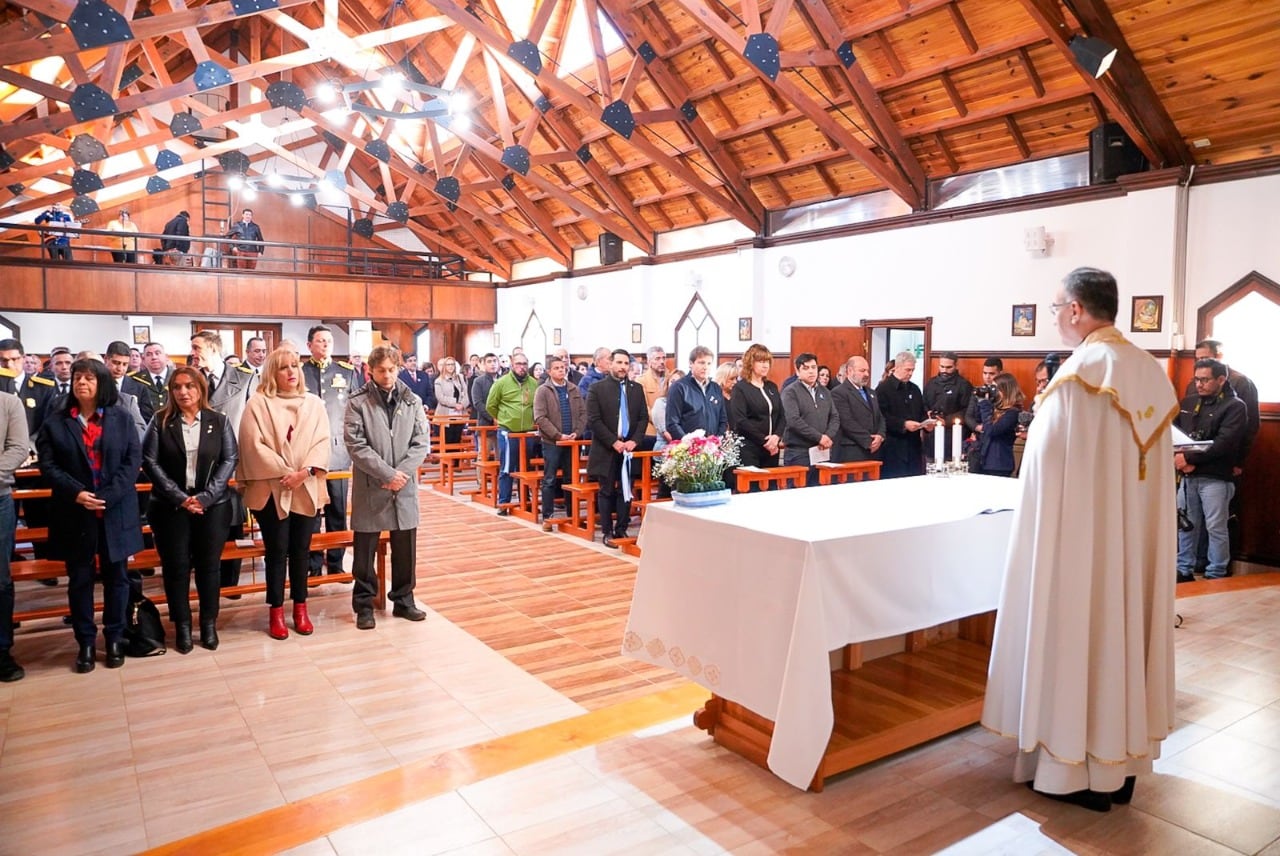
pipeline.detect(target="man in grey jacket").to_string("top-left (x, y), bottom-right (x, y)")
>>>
top-left (0, 384), bottom-right (31, 681)
top-left (344, 346), bottom-right (432, 630)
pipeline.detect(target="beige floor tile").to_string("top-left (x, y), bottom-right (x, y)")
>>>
top-left (1180, 662), bottom-right (1280, 707)
top-left (933, 811), bottom-right (1078, 855)
top-left (1221, 704), bottom-right (1280, 753)
top-left (846, 790), bottom-right (974, 852)
top-left (278, 839), bottom-right (339, 856)
top-left (327, 791), bottom-right (497, 855)
top-left (458, 755), bottom-right (621, 837)
top-left (499, 796), bottom-right (688, 855)
top-left (1171, 732), bottom-right (1280, 804)
top-left (1127, 770), bottom-right (1280, 853)
top-left (1063, 804), bottom-right (1240, 855)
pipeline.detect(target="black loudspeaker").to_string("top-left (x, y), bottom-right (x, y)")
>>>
top-left (598, 231), bottom-right (623, 265)
top-left (1089, 122), bottom-right (1147, 184)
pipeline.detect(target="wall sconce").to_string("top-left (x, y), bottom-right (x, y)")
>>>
top-left (687, 271), bottom-right (703, 292)
top-left (1024, 226), bottom-right (1054, 257)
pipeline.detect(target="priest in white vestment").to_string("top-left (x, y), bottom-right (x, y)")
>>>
top-left (982, 267), bottom-right (1179, 811)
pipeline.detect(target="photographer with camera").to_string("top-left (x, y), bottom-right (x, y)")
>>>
top-left (975, 373), bottom-right (1024, 477)
top-left (960, 357), bottom-right (1002, 473)
top-left (1174, 358), bottom-right (1248, 582)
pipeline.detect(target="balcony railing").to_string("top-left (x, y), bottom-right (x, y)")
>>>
top-left (0, 224), bottom-right (484, 282)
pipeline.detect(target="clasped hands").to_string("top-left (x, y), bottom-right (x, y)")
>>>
top-left (75, 490), bottom-right (106, 512)
top-left (612, 439), bottom-right (637, 453)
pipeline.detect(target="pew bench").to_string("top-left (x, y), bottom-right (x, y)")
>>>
top-left (734, 465), bottom-right (810, 493)
top-left (814, 461), bottom-right (883, 484)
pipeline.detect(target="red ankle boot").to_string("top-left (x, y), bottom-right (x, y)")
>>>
top-left (268, 606), bottom-right (288, 640)
top-left (292, 602), bottom-right (314, 635)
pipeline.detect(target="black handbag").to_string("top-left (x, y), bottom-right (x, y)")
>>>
top-left (124, 595), bottom-right (167, 657)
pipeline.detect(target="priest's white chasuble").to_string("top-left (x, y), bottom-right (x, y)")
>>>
top-left (982, 326), bottom-right (1179, 793)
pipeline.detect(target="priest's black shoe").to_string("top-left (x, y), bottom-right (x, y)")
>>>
top-left (1110, 776), bottom-right (1136, 805)
top-left (175, 623), bottom-right (194, 654)
top-left (392, 602), bottom-right (426, 622)
top-left (74, 644), bottom-right (96, 674)
top-left (200, 622), bottom-right (219, 651)
top-left (1027, 782), bottom-right (1111, 812)
top-left (105, 640), bottom-right (126, 669)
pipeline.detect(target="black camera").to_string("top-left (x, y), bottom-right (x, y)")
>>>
top-left (1177, 507), bottom-right (1195, 533)
top-left (974, 384), bottom-right (997, 400)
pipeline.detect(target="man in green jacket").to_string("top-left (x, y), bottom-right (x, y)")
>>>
top-left (486, 354), bottom-right (541, 513)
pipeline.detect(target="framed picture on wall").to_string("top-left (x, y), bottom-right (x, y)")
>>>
top-left (738, 317), bottom-right (752, 341)
top-left (631, 323), bottom-right (643, 344)
top-left (1011, 304), bottom-right (1036, 337)
top-left (131, 325), bottom-right (151, 345)
top-left (552, 328), bottom-right (562, 346)
top-left (1131, 295), bottom-right (1163, 332)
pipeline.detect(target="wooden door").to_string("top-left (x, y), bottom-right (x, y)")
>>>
top-left (790, 326), bottom-right (866, 377)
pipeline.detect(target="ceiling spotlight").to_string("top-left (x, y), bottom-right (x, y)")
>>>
top-left (316, 80), bottom-right (337, 103)
top-left (451, 113), bottom-right (472, 133)
top-left (265, 172), bottom-right (284, 188)
top-left (241, 186), bottom-right (258, 201)
top-left (1069, 35), bottom-right (1118, 79)
top-left (449, 91), bottom-right (471, 115)
top-left (227, 174), bottom-right (244, 190)
top-left (379, 71), bottom-right (405, 95)
top-left (290, 192), bottom-right (306, 207)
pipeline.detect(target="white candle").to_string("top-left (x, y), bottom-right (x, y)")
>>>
top-left (952, 418), bottom-right (963, 462)
top-left (934, 418), bottom-right (944, 463)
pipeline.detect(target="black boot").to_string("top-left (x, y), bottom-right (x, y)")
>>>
top-left (200, 621), bottom-right (219, 651)
top-left (74, 643), bottom-right (96, 673)
top-left (1027, 782), bottom-right (1111, 812)
top-left (175, 623), bottom-right (193, 654)
top-left (105, 640), bottom-right (125, 668)
top-left (0, 649), bottom-right (24, 682)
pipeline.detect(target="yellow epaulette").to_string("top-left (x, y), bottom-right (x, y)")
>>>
top-left (127, 371), bottom-right (153, 386)
top-left (337, 361), bottom-right (355, 370)
top-left (235, 364), bottom-right (254, 374)
top-left (0, 367), bottom-right (15, 379)
top-left (30, 375), bottom-right (55, 386)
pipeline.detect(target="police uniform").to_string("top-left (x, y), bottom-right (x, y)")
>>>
top-left (5, 371), bottom-right (55, 566)
top-left (11, 372), bottom-right (55, 437)
top-left (302, 357), bottom-right (360, 574)
top-left (127, 370), bottom-right (168, 423)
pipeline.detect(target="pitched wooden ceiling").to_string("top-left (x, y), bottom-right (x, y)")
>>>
top-left (1, 0), bottom-right (1277, 279)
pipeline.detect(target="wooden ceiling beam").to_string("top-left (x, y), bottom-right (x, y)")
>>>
top-left (1015, 0), bottom-right (1188, 168)
top-left (428, 0), bottom-right (753, 230)
top-left (1060, 0), bottom-right (1191, 169)
top-left (1005, 116), bottom-right (1031, 159)
top-left (946, 2), bottom-right (979, 55)
top-left (795, 0), bottom-right (928, 200)
top-left (667, 0), bottom-right (920, 207)
top-left (580, 0), bottom-right (615, 103)
top-left (4, 0), bottom-right (315, 66)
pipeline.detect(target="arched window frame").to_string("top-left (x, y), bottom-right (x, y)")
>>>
top-left (1197, 269), bottom-right (1280, 409)
top-left (674, 293), bottom-right (719, 366)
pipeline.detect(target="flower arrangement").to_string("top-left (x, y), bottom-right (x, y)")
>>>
top-left (655, 430), bottom-right (743, 494)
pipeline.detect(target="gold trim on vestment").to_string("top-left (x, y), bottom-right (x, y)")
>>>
top-left (1039, 328), bottom-right (1179, 480)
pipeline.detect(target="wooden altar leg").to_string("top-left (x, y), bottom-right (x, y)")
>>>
top-left (693, 695), bottom-right (723, 733)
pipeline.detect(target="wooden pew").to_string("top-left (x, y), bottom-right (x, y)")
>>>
top-left (734, 465), bottom-right (810, 493)
top-left (815, 461), bottom-right (883, 484)
top-left (544, 439), bottom-right (597, 540)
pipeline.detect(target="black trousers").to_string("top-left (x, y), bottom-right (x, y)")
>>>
top-left (151, 499), bottom-right (232, 628)
top-left (309, 478), bottom-right (348, 574)
top-left (256, 497), bottom-right (315, 607)
top-left (219, 491), bottom-right (246, 588)
top-left (352, 529), bottom-right (416, 613)
top-left (595, 458), bottom-right (632, 538)
top-left (65, 518), bottom-right (130, 646)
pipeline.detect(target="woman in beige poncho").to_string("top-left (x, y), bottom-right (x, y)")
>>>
top-left (238, 347), bottom-right (330, 639)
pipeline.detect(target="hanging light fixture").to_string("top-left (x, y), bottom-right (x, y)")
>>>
top-left (1069, 35), bottom-right (1118, 79)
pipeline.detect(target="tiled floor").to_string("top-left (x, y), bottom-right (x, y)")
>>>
top-left (3, 485), bottom-right (1280, 855)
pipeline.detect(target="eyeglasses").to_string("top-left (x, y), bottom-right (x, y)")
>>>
top-left (1193, 376), bottom-right (1216, 385)
top-left (1049, 301), bottom-right (1072, 316)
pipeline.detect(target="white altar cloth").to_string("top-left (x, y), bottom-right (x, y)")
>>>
top-left (622, 474), bottom-right (1021, 789)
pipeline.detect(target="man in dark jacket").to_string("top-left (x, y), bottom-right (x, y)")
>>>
top-left (1175, 358), bottom-right (1248, 581)
top-left (831, 355), bottom-right (885, 463)
top-left (665, 345), bottom-right (727, 440)
top-left (158, 209), bottom-right (191, 263)
top-left (586, 349), bottom-right (648, 548)
top-left (876, 351), bottom-right (932, 479)
top-left (922, 351), bottom-right (972, 463)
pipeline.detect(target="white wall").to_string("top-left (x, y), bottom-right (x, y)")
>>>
top-left (496, 182), bottom-right (1199, 357)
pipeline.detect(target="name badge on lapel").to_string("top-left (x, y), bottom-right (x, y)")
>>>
top-left (332, 376), bottom-right (348, 389)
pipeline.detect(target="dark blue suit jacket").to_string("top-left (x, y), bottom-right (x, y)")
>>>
top-left (36, 405), bottom-right (145, 563)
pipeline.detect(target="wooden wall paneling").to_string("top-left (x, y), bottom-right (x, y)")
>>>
top-left (1237, 416), bottom-right (1280, 565)
top-left (136, 271), bottom-right (220, 315)
top-left (45, 267), bottom-right (136, 313)
top-left (297, 278), bottom-right (368, 318)
top-left (432, 285), bottom-right (497, 322)
top-left (790, 326), bottom-right (867, 377)
top-left (367, 282), bottom-right (433, 320)
top-left (1, 265), bottom-right (46, 310)
top-left (219, 275), bottom-right (297, 316)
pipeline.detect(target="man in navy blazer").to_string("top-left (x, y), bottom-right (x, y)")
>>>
top-left (665, 345), bottom-right (727, 440)
top-left (831, 356), bottom-right (885, 463)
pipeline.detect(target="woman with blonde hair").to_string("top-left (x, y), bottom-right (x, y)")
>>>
top-left (238, 347), bottom-right (330, 639)
top-left (434, 356), bottom-right (469, 447)
top-left (714, 362), bottom-right (739, 403)
top-left (976, 372), bottom-right (1025, 477)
